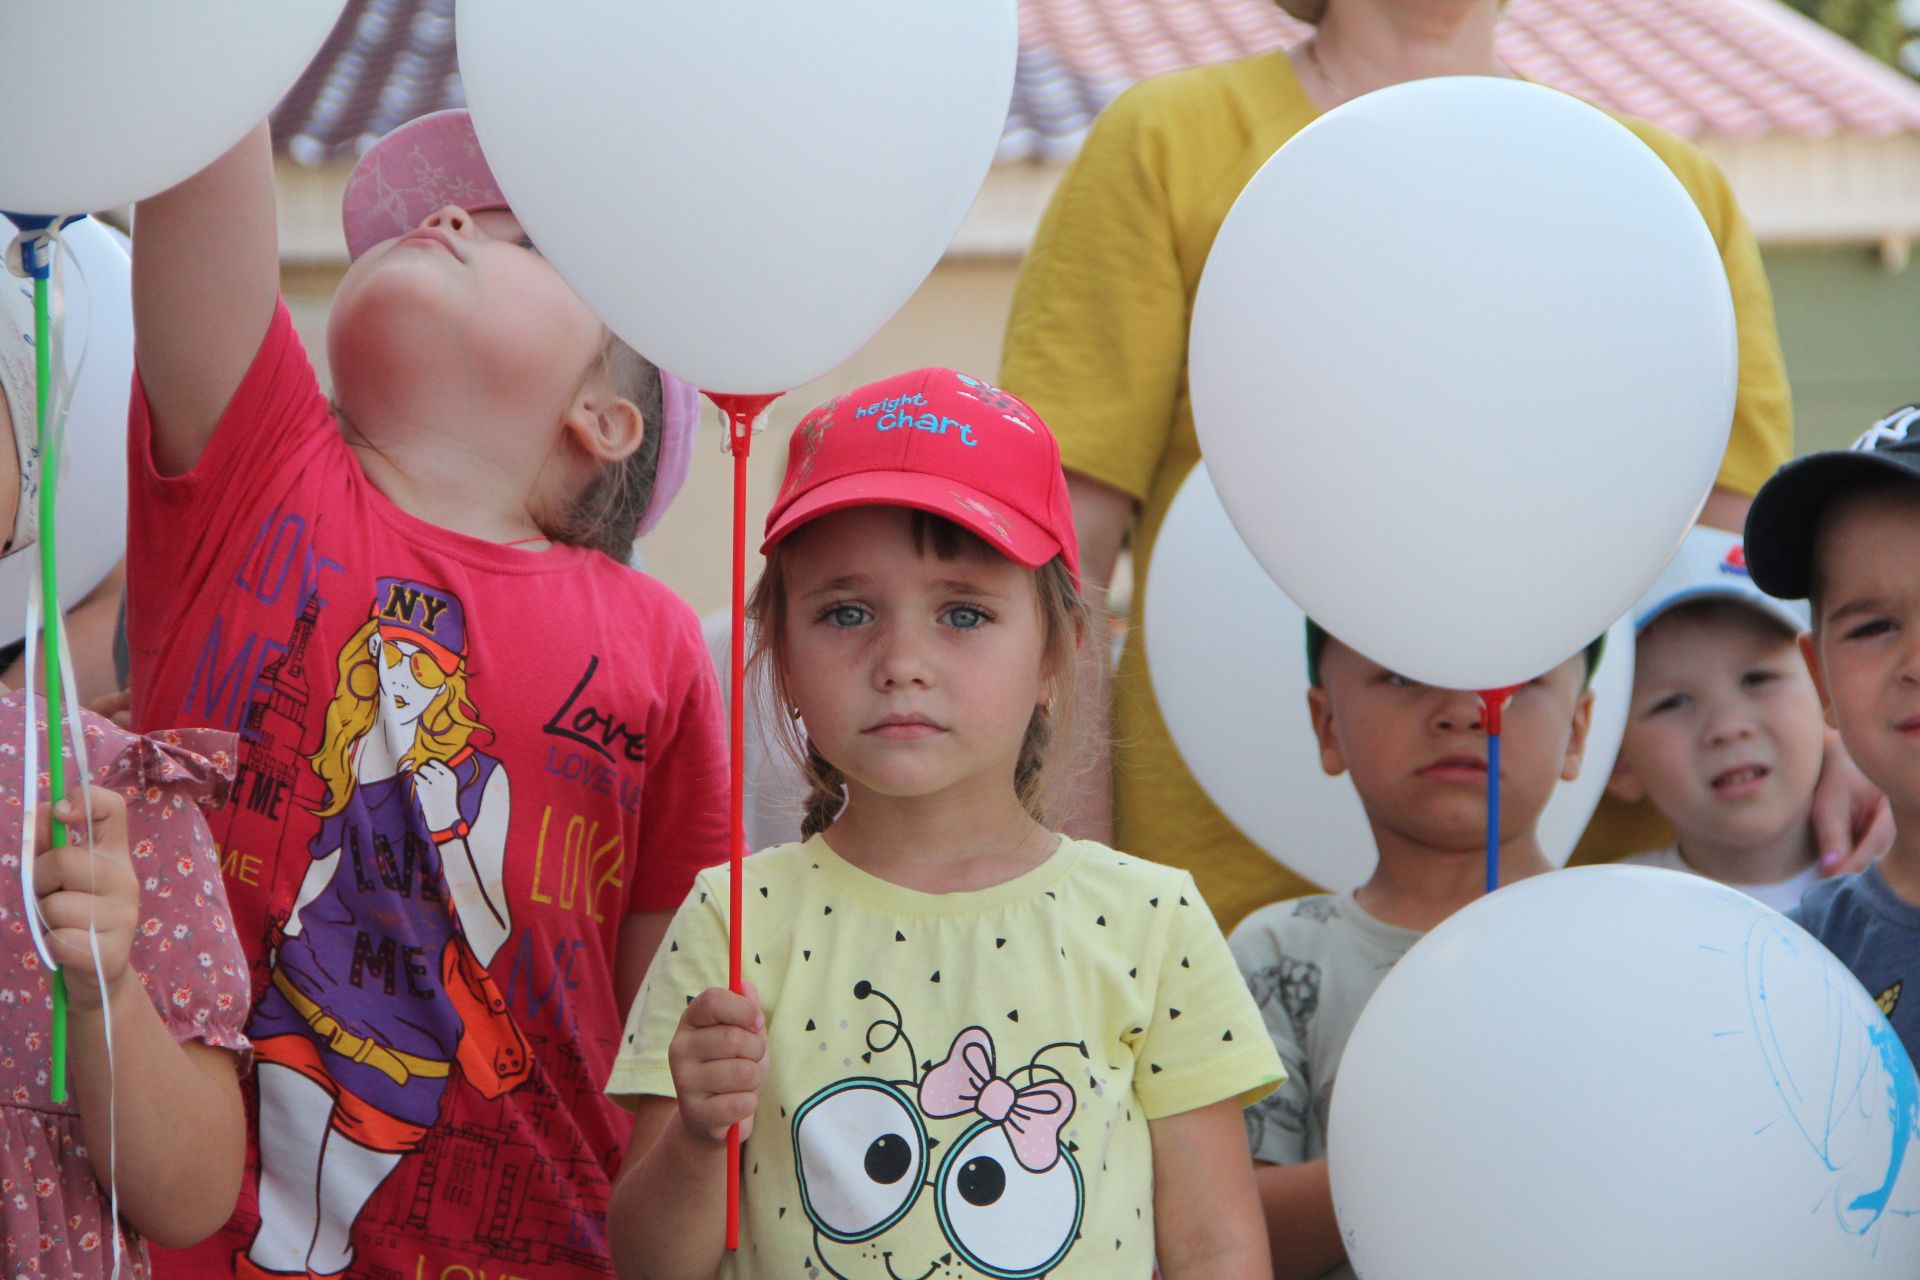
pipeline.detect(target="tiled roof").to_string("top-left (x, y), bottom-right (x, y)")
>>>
top-left (275, 0), bottom-right (460, 167)
top-left (273, 0), bottom-right (1920, 168)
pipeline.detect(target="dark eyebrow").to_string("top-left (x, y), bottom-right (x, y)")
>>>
top-left (932, 578), bottom-right (1004, 598)
top-left (1826, 597), bottom-right (1889, 627)
top-left (797, 574), bottom-right (869, 600)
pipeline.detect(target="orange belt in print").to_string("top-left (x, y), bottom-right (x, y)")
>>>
top-left (272, 968), bottom-right (452, 1086)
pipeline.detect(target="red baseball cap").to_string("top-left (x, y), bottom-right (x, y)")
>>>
top-left (762, 368), bottom-right (1080, 586)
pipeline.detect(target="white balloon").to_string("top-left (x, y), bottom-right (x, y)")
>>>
top-left (0, 216), bottom-right (131, 643)
top-left (457, 1), bottom-right (1017, 395)
top-left (1189, 78), bottom-right (1734, 691)
top-left (0, 2), bottom-right (347, 214)
top-left (1146, 464), bottom-right (1631, 892)
top-left (1331, 867), bottom-right (1920, 1279)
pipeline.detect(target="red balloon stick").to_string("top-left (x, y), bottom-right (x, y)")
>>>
top-left (707, 391), bottom-right (781, 1252)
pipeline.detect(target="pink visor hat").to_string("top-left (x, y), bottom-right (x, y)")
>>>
top-left (342, 108), bottom-right (697, 537)
top-left (763, 368), bottom-right (1081, 588)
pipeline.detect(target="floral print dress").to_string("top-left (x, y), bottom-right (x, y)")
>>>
top-left (0, 692), bottom-right (250, 1276)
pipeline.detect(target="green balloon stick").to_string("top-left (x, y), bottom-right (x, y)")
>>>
top-left (33, 273), bottom-right (70, 1105)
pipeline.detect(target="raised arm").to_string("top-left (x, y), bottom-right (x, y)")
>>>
top-left (130, 121), bottom-right (281, 476)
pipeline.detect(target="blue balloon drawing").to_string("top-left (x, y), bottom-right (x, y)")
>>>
top-left (1743, 913), bottom-right (1919, 1237)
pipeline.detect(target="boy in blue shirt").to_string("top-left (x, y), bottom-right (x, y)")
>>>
top-left (1747, 403), bottom-right (1920, 1055)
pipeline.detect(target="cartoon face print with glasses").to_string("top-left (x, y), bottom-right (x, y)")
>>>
top-left (792, 982), bottom-right (1086, 1279)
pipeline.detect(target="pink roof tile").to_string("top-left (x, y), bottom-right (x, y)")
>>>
top-left (273, 0), bottom-right (1920, 168)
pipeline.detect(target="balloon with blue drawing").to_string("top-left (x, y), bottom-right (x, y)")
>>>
top-left (792, 982), bottom-right (1085, 1279)
top-left (1328, 866), bottom-right (1920, 1279)
top-left (1744, 911), bottom-right (1918, 1237)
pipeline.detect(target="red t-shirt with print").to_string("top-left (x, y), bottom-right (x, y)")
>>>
top-left (127, 300), bottom-right (728, 1280)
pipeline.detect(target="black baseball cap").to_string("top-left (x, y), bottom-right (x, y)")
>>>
top-left (1745, 403), bottom-right (1920, 601)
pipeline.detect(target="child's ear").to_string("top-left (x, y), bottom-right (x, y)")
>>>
top-left (1307, 686), bottom-right (1346, 777)
top-left (1606, 753), bottom-right (1646, 804)
top-left (564, 390), bottom-right (645, 465)
top-left (1560, 686), bottom-right (1596, 783)
top-left (1800, 631), bottom-right (1838, 730)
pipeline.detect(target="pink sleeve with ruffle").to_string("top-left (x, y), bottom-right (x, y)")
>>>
top-left (83, 716), bottom-right (252, 1055)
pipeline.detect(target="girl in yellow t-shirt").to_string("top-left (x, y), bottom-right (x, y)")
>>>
top-left (607, 369), bottom-right (1284, 1280)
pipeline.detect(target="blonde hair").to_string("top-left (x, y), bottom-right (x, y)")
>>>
top-left (747, 511), bottom-right (1089, 839)
top-left (310, 617), bottom-right (492, 818)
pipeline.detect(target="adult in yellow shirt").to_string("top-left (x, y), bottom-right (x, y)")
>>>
top-left (1000, 0), bottom-right (1802, 933)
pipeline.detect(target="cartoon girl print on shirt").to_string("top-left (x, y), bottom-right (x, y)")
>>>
top-left (792, 983), bottom-right (1086, 1279)
top-left (241, 578), bottom-right (523, 1280)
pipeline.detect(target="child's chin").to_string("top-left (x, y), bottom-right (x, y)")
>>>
top-left (1391, 821), bottom-right (1493, 858)
top-left (1691, 814), bottom-right (1797, 851)
top-left (334, 266), bottom-right (466, 345)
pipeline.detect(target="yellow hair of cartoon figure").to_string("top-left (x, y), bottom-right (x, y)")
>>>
top-left (311, 616), bottom-right (492, 818)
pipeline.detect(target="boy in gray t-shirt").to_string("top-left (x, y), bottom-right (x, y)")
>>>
top-left (1231, 895), bottom-right (1418, 1175)
top-left (1231, 623), bottom-right (1599, 1280)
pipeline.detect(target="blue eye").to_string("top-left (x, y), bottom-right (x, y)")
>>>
top-left (943, 604), bottom-right (991, 630)
top-left (821, 604), bottom-right (871, 629)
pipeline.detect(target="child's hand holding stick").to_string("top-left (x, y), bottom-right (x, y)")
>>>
top-left (33, 786), bottom-right (247, 1246)
top-left (669, 984), bottom-right (769, 1144)
top-left (33, 790), bottom-right (136, 1005)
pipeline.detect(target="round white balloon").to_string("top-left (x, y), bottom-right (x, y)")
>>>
top-left (1189, 77), bottom-right (1734, 691)
top-left (1331, 867), bottom-right (1920, 1279)
top-left (0, 2), bottom-right (347, 214)
top-left (1145, 464), bottom-right (1631, 893)
top-left (457, 1), bottom-right (1017, 395)
top-left (0, 216), bottom-right (131, 643)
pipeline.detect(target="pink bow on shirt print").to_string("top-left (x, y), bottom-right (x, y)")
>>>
top-left (919, 1027), bottom-right (1076, 1172)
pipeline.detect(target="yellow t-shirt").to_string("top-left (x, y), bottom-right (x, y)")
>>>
top-left (608, 836), bottom-right (1283, 1279)
top-left (1000, 50), bottom-right (1793, 929)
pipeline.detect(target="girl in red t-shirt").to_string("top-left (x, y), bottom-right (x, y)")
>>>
top-left (126, 110), bottom-right (729, 1280)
